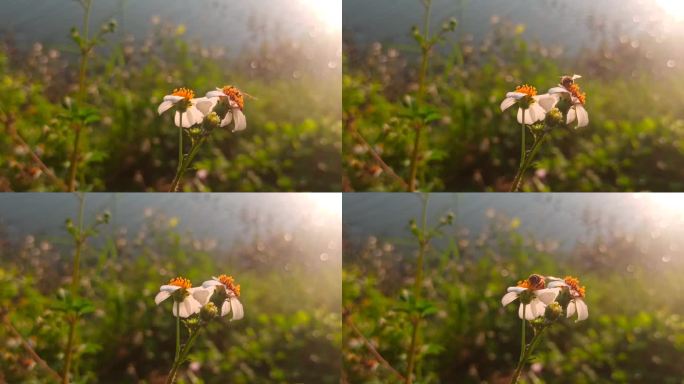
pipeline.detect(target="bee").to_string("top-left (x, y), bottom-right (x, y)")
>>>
top-left (527, 273), bottom-right (545, 289)
top-left (560, 74), bottom-right (582, 89)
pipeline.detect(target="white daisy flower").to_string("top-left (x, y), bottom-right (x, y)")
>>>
top-left (205, 85), bottom-right (247, 132)
top-left (500, 84), bottom-right (557, 125)
top-left (202, 274), bottom-right (243, 321)
top-left (548, 74), bottom-right (589, 128)
top-left (547, 275), bottom-right (588, 321)
top-left (157, 88), bottom-right (213, 128)
top-left (154, 276), bottom-right (211, 318)
top-left (501, 274), bottom-right (560, 320)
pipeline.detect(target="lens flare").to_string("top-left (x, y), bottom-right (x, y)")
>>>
top-left (299, 0), bottom-right (341, 30)
top-left (656, 0), bottom-right (684, 21)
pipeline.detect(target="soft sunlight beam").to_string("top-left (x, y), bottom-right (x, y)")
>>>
top-left (656, 0), bottom-right (684, 21)
top-left (299, 0), bottom-right (341, 31)
top-left (308, 193), bottom-right (341, 217)
top-left (643, 193), bottom-right (684, 215)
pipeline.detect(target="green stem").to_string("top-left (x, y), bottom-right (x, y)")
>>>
top-left (174, 307), bottom-right (180, 362)
top-left (62, 194), bottom-right (86, 384)
top-left (169, 135), bottom-right (207, 192)
top-left (165, 327), bottom-right (202, 384)
top-left (510, 111), bottom-right (527, 192)
top-left (520, 305), bottom-right (526, 360)
top-left (405, 194), bottom-right (429, 384)
top-left (407, 0), bottom-right (433, 192)
top-left (510, 325), bottom-right (547, 384)
top-left (511, 131), bottom-right (547, 192)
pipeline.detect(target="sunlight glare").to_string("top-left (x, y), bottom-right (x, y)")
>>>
top-left (644, 194), bottom-right (684, 215)
top-left (299, 0), bottom-right (341, 30)
top-left (656, 0), bottom-right (684, 21)
top-left (308, 193), bottom-right (341, 217)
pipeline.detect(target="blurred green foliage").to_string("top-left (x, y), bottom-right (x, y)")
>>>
top-left (343, 208), bottom-right (684, 383)
top-left (0, 208), bottom-right (341, 383)
top-left (0, 19), bottom-right (341, 191)
top-left (343, 18), bottom-right (684, 191)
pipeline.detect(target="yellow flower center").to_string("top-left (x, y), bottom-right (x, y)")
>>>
top-left (567, 84), bottom-right (587, 105)
top-left (517, 273), bottom-right (545, 290)
top-left (169, 276), bottom-right (192, 289)
top-left (221, 85), bottom-right (245, 110)
top-left (218, 274), bottom-right (241, 297)
top-left (563, 276), bottom-right (586, 298)
top-left (171, 87), bottom-right (195, 100)
top-left (514, 84), bottom-right (537, 97)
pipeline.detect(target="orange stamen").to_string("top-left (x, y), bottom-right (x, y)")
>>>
top-left (566, 84), bottom-right (586, 105)
top-left (563, 276), bottom-right (586, 297)
top-left (218, 274), bottom-right (241, 297)
top-left (169, 276), bottom-right (192, 289)
top-left (221, 85), bottom-right (245, 110)
top-left (171, 87), bottom-right (195, 100)
top-left (514, 84), bottom-right (537, 97)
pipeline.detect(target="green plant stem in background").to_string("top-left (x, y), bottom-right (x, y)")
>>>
top-left (66, 0), bottom-right (93, 192)
top-left (169, 135), bottom-right (208, 192)
top-left (62, 194), bottom-right (86, 384)
top-left (405, 194), bottom-right (429, 384)
top-left (510, 324), bottom-right (547, 384)
top-left (407, 0), bottom-right (433, 192)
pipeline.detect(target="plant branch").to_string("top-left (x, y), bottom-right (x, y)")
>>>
top-left (2, 314), bottom-right (61, 381)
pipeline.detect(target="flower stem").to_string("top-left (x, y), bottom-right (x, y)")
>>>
top-left (510, 131), bottom-right (547, 192)
top-left (165, 327), bottom-right (202, 384)
top-left (510, 111), bottom-right (527, 192)
top-left (62, 193), bottom-right (86, 384)
top-left (405, 194), bottom-right (429, 384)
top-left (510, 324), bottom-right (547, 384)
top-left (169, 135), bottom-right (207, 192)
top-left (174, 307), bottom-right (180, 362)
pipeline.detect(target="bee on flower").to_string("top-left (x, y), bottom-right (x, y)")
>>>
top-left (547, 275), bottom-right (588, 321)
top-left (205, 85), bottom-right (248, 132)
top-left (548, 74), bottom-right (589, 128)
top-left (501, 274), bottom-right (560, 320)
top-left (154, 277), bottom-right (211, 318)
top-left (500, 84), bottom-right (557, 124)
top-left (157, 88), bottom-right (217, 128)
top-left (202, 274), bottom-right (244, 321)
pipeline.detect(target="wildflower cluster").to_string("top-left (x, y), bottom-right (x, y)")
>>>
top-left (501, 74), bottom-right (589, 191)
top-left (155, 274), bottom-right (243, 383)
top-left (501, 274), bottom-right (588, 383)
top-left (157, 85), bottom-right (249, 191)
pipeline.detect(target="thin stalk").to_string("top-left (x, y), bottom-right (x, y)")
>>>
top-left (62, 194), bottom-right (87, 384)
top-left (174, 305), bottom-right (180, 362)
top-left (407, 0), bottom-right (433, 192)
top-left (165, 327), bottom-right (202, 384)
top-left (510, 326), bottom-right (547, 384)
top-left (405, 194), bottom-right (429, 384)
top-left (509, 111), bottom-right (527, 192)
top-left (66, 0), bottom-right (93, 191)
top-left (169, 136), bottom-right (207, 192)
top-left (510, 131), bottom-right (547, 192)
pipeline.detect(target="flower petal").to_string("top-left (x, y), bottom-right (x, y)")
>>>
top-left (230, 297), bottom-right (244, 320)
top-left (221, 300), bottom-right (231, 317)
top-left (206, 90), bottom-right (225, 98)
top-left (190, 287), bottom-right (211, 305)
top-left (164, 95), bottom-right (184, 103)
top-left (517, 107), bottom-right (535, 125)
top-left (548, 87), bottom-right (569, 95)
top-left (501, 291), bottom-right (519, 307)
top-left (195, 97), bottom-right (218, 115)
top-left (575, 298), bottom-right (589, 321)
top-left (567, 107), bottom-right (577, 124)
top-left (220, 111), bottom-right (233, 128)
top-left (160, 285), bottom-right (181, 292)
top-left (535, 94), bottom-right (558, 112)
top-left (174, 111), bottom-right (194, 128)
top-left (158, 100), bottom-right (174, 115)
top-left (530, 104), bottom-right (547, 122)
top-left (507, 286), bottom-right (527, 293)
top-left (202, 280), bottom-right (224, 288)
top-left (518, 302), bottom-right (538, 320)
top-left (529, 299), bottom-right (546, 318)
top-left (154, 290), bottom-right (171, 305)
top-left (535, 288), bottom-right (560, 305)
top-left (500, 97), bottom-right (516, 112)
top-left (232, 109), bottom-right (247, 132)
top-left (506, 92), bottom-right (526, 99)
top-left (566, 301), bottom-right (576, 318)
top-left (575, 105), bottom-right (589, 128)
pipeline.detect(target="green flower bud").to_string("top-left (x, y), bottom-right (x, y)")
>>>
top-left (544, 302), bottom-right (562, 321)
top-left (200, 302), bottom-right (219, 322)
top-left (518, 289), bottom-right (534, 305)
top-left (544, 108), bottom-right (563, 128)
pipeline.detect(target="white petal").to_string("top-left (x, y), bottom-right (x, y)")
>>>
top-left (172, 302), bottom-right (187, 318)
top-left (188, 106), bottom-right (204, 125)
top-left (206, 90), bottom-right (225, 98)
top-left (230, 297), bottom-right (244, 320)
top-left (548, 87), bottom-right (569, 95)
top-left (567, 107), bottom-right (577, 124)
top-left (501, 291), bottom-right (519, 307)
top-left (547, 280), bottom-right (566, 289)
top-left (158, 100), bottom-right (174, 115)
top-left (535, 288), bottom-right (560, 305)
top-left (232, 109), bottom-right (247, 132)
top-left (202, 280), bottom-right (224, 288)
top-left (155, 291), bottom-right (171, 305)
top-left (517, 107), bottom-right (535, 125)
top-left (535, 94), bottom-right (558, 112)
top-left (529, 104), bottom-right (547, 122)
top-left (507, 287), bottom-right (527, 293)
top-left (160, 285), bottom-right (181, 293)
top-left (575, 299), bottom-right (588, 321)
top-left (187, 297), bottom-right (202, 315)
top-left (529, 299), bottom-right (546, 318)
top-left (220, 111), bottom-right (233, 128)
top-left (195, 97), bottom-right (218, 115)
top-left (500, 97), bottom-right (516, 112)
top-left (566, 301), bottom-right (576, 318)
top-left (190, 287), bottom-right (211, 305)
top-left (174, 111), bottom-right (194, 128)
top-left (575, 105), bottom-right (589, 128)
top-left (518, 302), bottom-right (537, 320)
top-left (164, 95), bottom-right (184, 102)
top-left (571, 74), bottom-right (582, 80)
top-left (221, 300), bottom-right (231, 317)
top-left (505, 92), bottom-right (526, 99)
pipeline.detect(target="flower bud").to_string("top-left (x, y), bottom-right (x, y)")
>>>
top-left (200, 302), bottom-right (218, 322)
top-left (518, 289), bottom-right (534, 305)
top-left (544, 302), bottom-right (562, 321)
top-left (544, 108), bottom-right (563, 128)
top-left (556, 287), bottom-right (572, 311)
